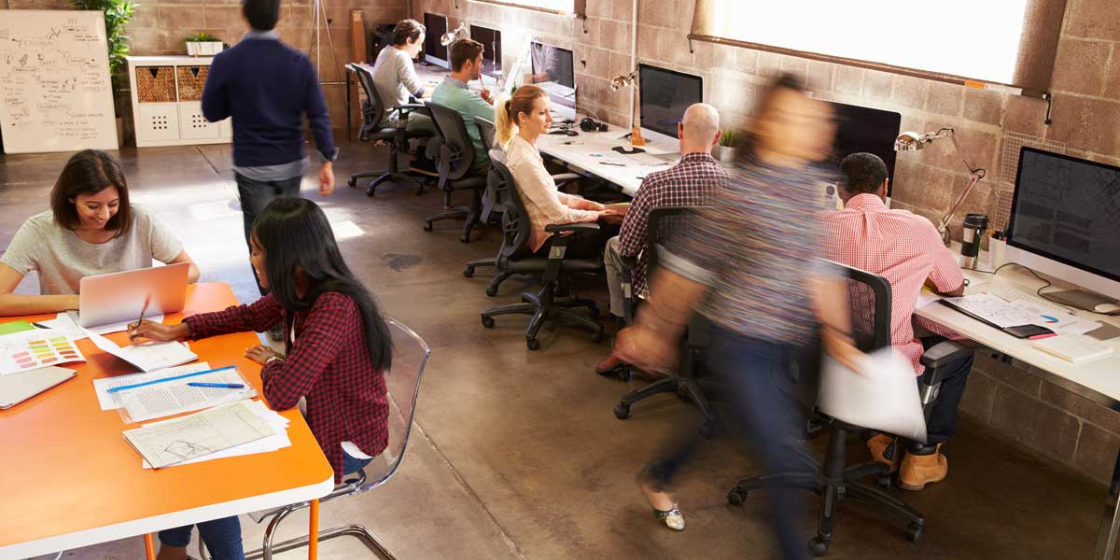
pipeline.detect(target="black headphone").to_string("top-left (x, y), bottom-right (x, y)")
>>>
top-left (579, 117), bottom-right (608, 133)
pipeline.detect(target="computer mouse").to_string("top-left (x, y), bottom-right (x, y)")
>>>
top-left (1094, 302), bottom-right (1120, 314)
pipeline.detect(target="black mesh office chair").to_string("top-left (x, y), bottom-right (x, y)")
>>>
top-left (479, 149), bottom-right (604, 350)
top-left (611, 207), bottom-right (717, 437)
top-left (726, 262), bottom-right (972, 556)
top-left (346, 64), bottom-right (433, 197)
top-left (423, 102), bottom-right (489, 243)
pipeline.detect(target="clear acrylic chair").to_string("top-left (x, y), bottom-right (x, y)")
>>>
top-left (199, 318), bottom-right (430, 560)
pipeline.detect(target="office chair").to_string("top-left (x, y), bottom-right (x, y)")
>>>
top-left (422, 102), bottom-right (489, 243)
top-left (198, 319), bottom-right (430, 560)
top-left (610, 207), bottom-right (717, 438)
top-left (347, 64), bottom-right (434, 197)
top-left (726, 263), bottom-right (972, 556)
top-left (479, 149), bottom-right (604, 350)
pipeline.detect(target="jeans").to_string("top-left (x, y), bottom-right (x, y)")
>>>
top-left (234, 173), bottom-right (302, 295)
top-left (603, 236), bottom-right (628, 318)
top-left (343, 449), bottom-right (374, 475)
top-left (159, 516), bottom-right (244, 560)
top-left (914, 336), bottom-right (974, 449)
top-left (645, 325), bottom-right (812, 560)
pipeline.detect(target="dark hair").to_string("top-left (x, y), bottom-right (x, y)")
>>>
top-left (736, 72), bottom-right (810, 162)
top-left (449, 38), bottom-right (484, 72)
top-left (391, 19), bottom-right (425, 46)
top-left (50, 149), bottom-right (132, 237)
top-left (252, 198), bottom-right (393, 371)
top-left (839, 152), bottom-right (888, 196)
top-left (242, 0), bottom-right (281, 31)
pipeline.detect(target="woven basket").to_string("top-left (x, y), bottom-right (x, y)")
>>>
top-left (135, 66), bottom-right (176, 103)
top-left (176, 66), bottom-right (209, 101)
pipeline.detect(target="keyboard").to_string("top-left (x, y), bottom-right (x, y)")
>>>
top-left (985, 285), bottom-right (1075, 316)
top-left (1030, 334), bottom-right (1116, 364)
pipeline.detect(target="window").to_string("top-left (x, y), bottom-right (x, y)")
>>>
top-left (691, 0), bottom-right (1066, 95)
top-left (469, 0), bottom-right (580, 16)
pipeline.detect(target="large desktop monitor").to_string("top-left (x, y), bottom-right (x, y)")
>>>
top-left (470, 25), bottom-right (502, 78)
top-left (638, 64), bottom-right (703, 140)
top-left (828, 102), bottom-right (901, 197)
top-left (1006, 147), bottom-right (1120, 303)
top-left (530, 42), bottom-right (575, 110)
top-left (423, 13), bottom-right (449, 68)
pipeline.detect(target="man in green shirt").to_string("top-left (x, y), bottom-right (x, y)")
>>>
top-left (431, 38), bottom-right (496, 171)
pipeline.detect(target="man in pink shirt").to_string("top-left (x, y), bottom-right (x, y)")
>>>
top-left (818, 152), bottom-right (973, 491)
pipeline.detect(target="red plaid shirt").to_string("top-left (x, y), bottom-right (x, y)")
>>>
top-left (184, 292), bottom-right (388, 483)
top-left (818, 194), bottom-right (965, 375)
top-left (617, 152), bottom-right (726, 297)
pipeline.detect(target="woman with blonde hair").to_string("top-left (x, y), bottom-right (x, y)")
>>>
top-left (495, 85), bottom-right (618, 257)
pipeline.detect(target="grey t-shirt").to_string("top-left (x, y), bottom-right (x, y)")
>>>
top-left (0, 206), bottom-right (183, 295)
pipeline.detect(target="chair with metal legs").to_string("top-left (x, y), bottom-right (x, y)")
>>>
top-left (198, 319), bottom-right (431, 560)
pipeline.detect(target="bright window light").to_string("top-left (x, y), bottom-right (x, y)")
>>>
top-left (472, 0), bottom-right (576, 14)
top-left (714, 1), bottom-right (1029, 85)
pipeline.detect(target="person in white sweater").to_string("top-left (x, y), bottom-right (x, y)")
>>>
top-left (370, 19), bottom-right (438, 174)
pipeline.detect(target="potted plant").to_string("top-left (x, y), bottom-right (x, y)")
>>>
top-left (69, 0), bottom-right (137, 146)
top-left (714, 129), bottom-right (739, 163)
top-left (186, 33), bottom-right (223, 56)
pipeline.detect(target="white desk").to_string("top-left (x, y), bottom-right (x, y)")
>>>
top-left (915, 265), bottom-right (1120, 559)
top-left (537, 127), bottom-right (680, 197)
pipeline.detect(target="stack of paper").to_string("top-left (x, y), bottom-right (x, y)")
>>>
top-left (85, 330), bottom-right (197, 373)
top-left (92, 362), bottom-right (254, 413)
top-left (123, 400), bottom-right (278, 469)
top-left (0, 331), bottom-right (86, 375)
top-left (140, 400), bottom-right (291, 469)
top-left (103, 365), bottom-right (257, 423)
top-left (818, 347), bottom-right (928, 443)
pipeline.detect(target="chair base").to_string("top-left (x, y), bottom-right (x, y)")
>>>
top-left (424, 205), bottom-right (479, 243)
top-left (463, 260), bottom-right (515, 297)
top-left (613, 375), bottom-right (718, 438)
top-left (250, 524), bottom-right (396, 560)
top-left (481, 287), bottom-right (603, 350)
top-left (352, 171), bottom-right (429, 197)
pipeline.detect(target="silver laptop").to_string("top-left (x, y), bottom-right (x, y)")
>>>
top-left (0, 366), bottom-right (76, 409)
top-left (70, 263), bottom-right (190, 328)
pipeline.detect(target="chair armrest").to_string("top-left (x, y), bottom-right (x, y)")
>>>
top-left (920, 340), bottom-right (973, 370)
top-left (545, 222), bottom-right (601, 234)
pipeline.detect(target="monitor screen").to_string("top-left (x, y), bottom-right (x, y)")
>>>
top-left (1009, 148), bottom-right (1120, 283)
top-left (530, 42), bottom-right (575, 108)
top-left (470, 25), bottom-right (502, 77)
top-left (827, 102), bottom-right (900, 196)
top-left (638, 64), bottom-right (703, 139)
top-left (423, 13), bottom-right (448, 67)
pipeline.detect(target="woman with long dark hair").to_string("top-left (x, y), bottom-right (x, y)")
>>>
top-left (129, 197), bottom-right (392, 560)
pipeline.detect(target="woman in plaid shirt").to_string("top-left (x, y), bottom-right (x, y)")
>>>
top-left (131, 197), bottom-right (393, 560)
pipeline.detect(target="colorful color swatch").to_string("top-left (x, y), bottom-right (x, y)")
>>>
top-left (0, 335), bottom-right (86, 375)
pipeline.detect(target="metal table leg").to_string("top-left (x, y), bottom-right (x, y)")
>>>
top-left (144, 533), bottom-right (156, 560)
top-left (308, 499), bottom-right (320, 559)
top-left (1093, 449), bottom-right (1120, 559)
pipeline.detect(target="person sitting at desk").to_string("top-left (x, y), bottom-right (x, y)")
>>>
top-left (371, 18), bottom-right (438, 175)
top-left (595, 103), bottom-right (726, 375)
top-left (818, 152), bottom-right (973, 491)
top-left (130, 197), bottom-right (394, 560)
top-left (496, 85), bottom-right (620, 258)
top-left (0, 149), bottom-right (199, 317)
top-left (431, 38), bottom-right (495, 171)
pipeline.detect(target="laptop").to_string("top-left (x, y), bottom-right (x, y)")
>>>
top-left (68, 263), bottom-right (190, 328)
top-left (0, 366), bottom-right (76, 409)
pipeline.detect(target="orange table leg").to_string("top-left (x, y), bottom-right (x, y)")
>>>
top-left (308, 499), bottom-right (320, 560)
top-left (144, 533), bottom-right (156, 560)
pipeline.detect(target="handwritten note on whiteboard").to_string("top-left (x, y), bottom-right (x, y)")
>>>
top-left (0, 10), bottom-right (119, 153)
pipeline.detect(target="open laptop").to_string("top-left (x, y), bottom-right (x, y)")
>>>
top-left (0, 366), bottom-right (76, 409)
top-left (67, 263), bottom-right (190, 328)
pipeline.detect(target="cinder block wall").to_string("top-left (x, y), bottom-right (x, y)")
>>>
top-left (412, 0), bottom-right (1120, 484)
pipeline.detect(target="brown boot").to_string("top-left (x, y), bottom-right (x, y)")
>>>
top-left (867, 434), bottom-right (900, 473)
top-left (898, 446), bottom-right (948, 491)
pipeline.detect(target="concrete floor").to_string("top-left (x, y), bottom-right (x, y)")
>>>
top-left (2, 140), bottom-right (1116, 560)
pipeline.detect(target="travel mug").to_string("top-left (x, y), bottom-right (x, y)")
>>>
top-left (960, 213), bottom-right (989, 269)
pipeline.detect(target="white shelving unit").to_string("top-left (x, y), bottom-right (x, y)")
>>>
top-left (127, 56), bottom-right (233, 148)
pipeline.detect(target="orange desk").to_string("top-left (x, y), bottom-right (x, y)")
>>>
top-left (0, 283), bottom-right (334, 560)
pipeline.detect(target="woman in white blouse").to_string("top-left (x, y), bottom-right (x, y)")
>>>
top-left (494, 85), bottom-right (619, 257)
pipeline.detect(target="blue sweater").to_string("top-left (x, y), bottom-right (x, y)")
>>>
top-left (202, 32), bottom-right (337, 168)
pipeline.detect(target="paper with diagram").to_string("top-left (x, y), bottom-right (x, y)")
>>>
top-left (122, 400), bottom-right (277, 469)
top-left (141, 400), bottom-right (291, 469)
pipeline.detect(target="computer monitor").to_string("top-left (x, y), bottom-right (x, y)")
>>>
top-left (530, 42), bottom-right (575, 110)
top-left (470, 25), bottom-right (502, 78)
top-left (638, 64), bottom-right (703, 140)
top-left (828, 102), bottom-right (901, 197)
top-left (1006, 147), bottom-right (1120, 304)
top-left (423, 13), bottom-right (448, 68)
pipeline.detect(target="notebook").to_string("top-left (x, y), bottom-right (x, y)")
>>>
top-left (1030, 334), bottom-right (1116, 364)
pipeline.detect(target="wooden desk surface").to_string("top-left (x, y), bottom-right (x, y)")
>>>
top-left (0, 283), bottom-right (334, 560)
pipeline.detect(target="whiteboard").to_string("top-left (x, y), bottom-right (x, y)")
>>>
top-left (0, 10), bottom-right (119, 154)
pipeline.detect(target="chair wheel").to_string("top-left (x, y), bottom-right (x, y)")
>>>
top-left (727, 489), bottom-right (746, 506)
top-left (366, 187), bottom-right (376, 197)
top-left (423, 222), bottom-right (433, 232)
top-left (700, 421), bottom-right (716, 438)
top-left (809, 536), bottom-right (830, 557)
top-left (485, 286), bottom-right (499, 297)
top-left (481, 316), bottom-right (495, 328)
top-left (906, 522), bottom-right (922, 543)
top-left (460, 234), bottom-right (470, 244)
top-left (591, 331), bottom-right (604, 343)
top-left (347, 177), bottom-right (357, 188)
top-left (463, 266), bottom-right (475, 278)
top-left (527, 338), bottom-right (540, 350)
top-left (878, 473), bottom-right (892, 489)
top-left (613, 403), bottom-right (630, 419)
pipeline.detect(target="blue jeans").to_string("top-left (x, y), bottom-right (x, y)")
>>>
top-left (343, 449), bottom-right (373, 475)
top-left (159, 516), bottom-right (244, 560)
top-left (234, 173), bottom-right (302, 295)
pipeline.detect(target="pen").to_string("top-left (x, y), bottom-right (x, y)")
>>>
top-left (1029, 333), bottom-right (1058, 340)
top-left (599, 162), bottom-right (626, 167)
top-left (135, 294), bottom-right (151, 329)
top-left (187, 382), bottom-right (245, 389)
top-left (31, 322), bottom-right (49, 329)
top-left (107, 365), bottom-right (237, 393)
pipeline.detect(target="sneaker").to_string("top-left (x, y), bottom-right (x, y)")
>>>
top-left (267, 323), bottom-right (285, 342)
top-left (408, 155), bottom-right (439, 177)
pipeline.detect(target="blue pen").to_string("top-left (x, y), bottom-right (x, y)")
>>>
top-left (106, 365), bottom-right (237, 393)
top-left (187, 382), bottom-right (245, 389)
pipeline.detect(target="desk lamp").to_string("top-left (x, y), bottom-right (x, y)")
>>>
top-left (610, 72), bottom-right (645, 152)
top-left (440, 23), bottom-right (467, 46)
top-left (895, 128), bottom-right (987, 246)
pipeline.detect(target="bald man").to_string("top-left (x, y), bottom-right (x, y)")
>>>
top-left (597, 103), bottom-right (729, 375)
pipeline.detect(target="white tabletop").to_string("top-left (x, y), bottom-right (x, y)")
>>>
top-left (537, 127), bottom-right (680, 197)
top-left (127, 56), bottom-right (218, 65)
top-left (915, 264), bottom-right (1120, 407)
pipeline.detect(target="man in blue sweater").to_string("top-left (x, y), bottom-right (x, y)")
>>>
top-left (201, 0), bottom-right (337, 304)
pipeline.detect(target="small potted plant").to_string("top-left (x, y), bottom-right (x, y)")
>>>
top-left (185, 33), bottom-right (223, 56)
top-left (714, 129), bottom-right (739, 163)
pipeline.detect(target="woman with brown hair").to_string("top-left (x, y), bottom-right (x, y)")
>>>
top-left (495, 85), bottom-right (620, 257)
top-left (0, 149), bottom-right (199, 316)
